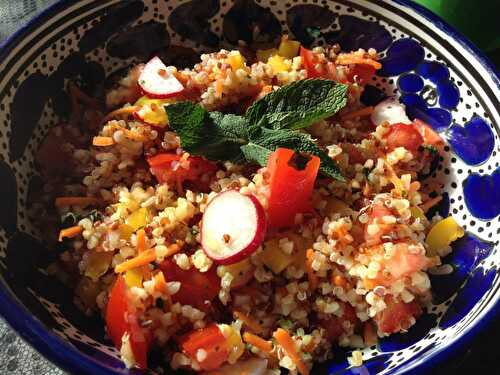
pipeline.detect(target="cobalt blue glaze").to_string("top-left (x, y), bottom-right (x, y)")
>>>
top-left (440, 267), bottom-right (497, 328)
top-left (446, 117), bottom-right (495, 166)
top-left (379, 313), bottom-right (438, 351)
top-left (463, 167), bottom-right (500, 220)
top-left (398, 73), bottom-right (424, 93)
top-left (430, 233), bottom-right (494, 305)
top-left (436, 80), bottom-right (460, 110)
top-left (325, 353), bottom-right (392, 375)
top-left (378, 38), bottom-right (425, 77)
top-left (416, 61), bottom-right (450, 84)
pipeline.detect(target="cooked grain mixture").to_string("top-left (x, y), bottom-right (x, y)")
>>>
top-left (39, 36), bottom-right (464, 374)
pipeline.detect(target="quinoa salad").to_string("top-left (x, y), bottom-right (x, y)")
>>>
top-left (38, 36), bottom-right (466, 374)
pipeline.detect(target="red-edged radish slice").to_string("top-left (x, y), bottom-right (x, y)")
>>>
top-left (201, 190), bottom-right (266, 265)
top-left (138, 56), bottom-right (184, 99)
top-left (371, 97), bottom-right (411, 126)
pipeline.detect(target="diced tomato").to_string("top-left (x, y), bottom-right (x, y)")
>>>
top-left (385, 123), bottom-right (424, 154)
top-left (179, 324), bottom-right (229, 371)
top-left (106, 277), bottom-right (150, 369)
top-left (375, 297), bottom-right (422, 334)
top-left (346, 64), bottom-right (376, 85)
top-left (412, 119), bottom-right (444, 149)
top-left (364, 203), bottom-right (395, 246)
top-left (385, 242), bottom-right (429, 279)
top-left (300, 47), bottom-right (323, 78)
top-left (267, 148), bottom-right (320, 228)
top-left (159, 259), bottom-right (220, 310)
top-left (321, 303), bottom-right (358, 341)
top-left (147, 153), bottom-right (218, 190)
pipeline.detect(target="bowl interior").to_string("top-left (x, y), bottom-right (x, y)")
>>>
top-left (0, 0), bottom-right (498, 374)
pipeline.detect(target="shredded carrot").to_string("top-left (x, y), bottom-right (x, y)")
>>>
top-left (306, 249), bottom-right (318, 291)
top-left (363, 182), bottom-right (371, 197)
top-left (273, 328), bottom-right (309, 375)
top-left (420, 195), bottom-right (443, 213)
top-left (363, 279), bottom-right (377, 290)
top-left (55, 197), bottom-right (100, 207)
top-left (154, 271), bottom-right (167, 294)
top-left (115, 248), bottom-right (156, 273)
top-left (58, 226), bottom-right (82, 242)
top-left (336, 53), bottom-right (382, 70)
top-left (242, 332), bottom-right (273, 354)
top-left (215, 79), bottom-right (223, 98)
top-left (101, 106), bottom-right (140, 125)
top-left (165, 242), bottom-right (183, 258)
top-left (332, 274), bottom-right (347, 288)
top-left (363, 322), bottom-right (378, 346)
top-left (92, 136), bottom-right (115, 147)
top-left (234, 310), bottom-right (265, 334)
top-left (341, 106), bottom-right (374, 121)
top-left (136, 229), bottom-right (147, 253)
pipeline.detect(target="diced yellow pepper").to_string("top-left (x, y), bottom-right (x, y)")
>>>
top-left (426, 216), bottom-right (464, 256)
top-left (134, 96), bottom-right (174, 127)
top-left (410, 206), bottom-right (426, 221)
top-left (84, 251), bottom-right (113, 282)
top-left (125, 207), bottom-right (149, 231)
top-left (119, 223), bottom-right (134, 241)
top-left (268, 55), bottom-right (288, 74)
top-left (260, 238), bottom-right (292, 274)
top-left (278, 37), bottom-right (300, 59)
top-left (219, 324), bottom-right (245, 364)
top-left (124, 267), bottom-right (143, 288)
top-left (324, 197), bottom-right (351, 217)
top-left (227, 51), bottom-right (246, 71)
top-left (256, 48), bottom-right (278, 62)
top-left (219, 259), bottom-right (253, 286)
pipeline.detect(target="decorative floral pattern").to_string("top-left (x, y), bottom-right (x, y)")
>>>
top-left (0, 1), bottom-right (497, 375)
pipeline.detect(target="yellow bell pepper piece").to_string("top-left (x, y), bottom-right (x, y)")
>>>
top-left (227, 51), bottom-right (246, 71)
top-left (426, 216), bottom-right (464, 256)
top-left (256, 48), bottom-right (278, 62)
top-left (268, 55), bottom-right (289, 74)
top-left (124, 267), bottom-right (143, 288)
top-left (84, 251), bottom-right (113, 282)
top-left (219, 259), bottom-right (253, 285)
top-left (125, 207), bottom-right (149, 231)
top-left (278, 37), bottom-right (300, 59)
top-left (410, 206), bottom-right (426, 221)
top-left (119, 223), bottom-right (134, 241)
top-left (134, 96), bottom-right (173, 127)
top-left (219, 324), bottom-right (245, 364)
top-left (260, 238), bottom-right (292, 274)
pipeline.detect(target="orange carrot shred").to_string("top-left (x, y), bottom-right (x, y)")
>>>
top-left (341, 106), bottom-right (374, 120)
top-left (136, 229), bottom-right (147, 253)
top-left (332, 275), bottom-right (347, 287)
top-left (234, 310), bottom-right (265, 334)
top-left (336, 54), bottom-right (382, 70)
top-left (58, 226), bottom-right (82, 242)
top-left (55, 197), bottom-right (100, 207)
top-left (363, 322), bottom-right (378, 346)
top-left (273, 328), bottom-right (309, 375)
top-left (242, 332), bottom-right (273, 354)
top-left (154, 271), bottom-right (167, 294)
top-left (114, 248), bottom-right (156, 273)
top-left (92, 136), bottom-right (115, 147)
top-left (306, 249), bottom-right (318, 291)
top-left (420, 195), bottom-right (443, 213)
top-left (101, 106), bottom-right (140, 125)
top-left (363, 279), bottom-right (377, 290)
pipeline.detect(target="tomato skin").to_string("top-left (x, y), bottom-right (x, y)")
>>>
top-left (267, 148), bottom-right (320, 228)
top-left (347, 64), bottom-right (376, 85)
top-left (159, 259), bottom-right (220, 310)
top-left (106, 277), bottom-right (150, 369)
top-left (375, 297), bottom-right (422, 334)
top-left (147, 153), bottom-right (217, 189)
top-left (300, 47), bottom-right (322, 78)
top-left (385, 123), bottom-right (424, 154)
top-left (179, 324), bottom-right (229, 371)
top-left (412, 119), bottom-right (444, 149)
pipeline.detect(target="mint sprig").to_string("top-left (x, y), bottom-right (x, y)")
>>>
top-left (166, 79), bottom-right (347, 181)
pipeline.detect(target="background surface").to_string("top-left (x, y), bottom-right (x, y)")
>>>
top-left (0, 0), bottom-right (497, 374)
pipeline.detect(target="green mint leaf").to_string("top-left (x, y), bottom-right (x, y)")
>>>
top-left (246, 79), bottom-right (348, 130)
top-left (166, 102), bottom-right (249, 162)
top-left (306, 27), bottom-right (321, 39)
top-left (242, 127), bottom-right (344, 181)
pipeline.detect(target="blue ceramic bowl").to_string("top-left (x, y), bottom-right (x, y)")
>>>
top-left (0, 1), bottom-right (498, 374)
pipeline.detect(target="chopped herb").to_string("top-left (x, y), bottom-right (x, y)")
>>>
top-left (306, 27), bottom-right (322, 39)
top-left (166, 79), bottom-right (348, 181)
top-left (422, 144), bottom-right (438, 154)
top-left (278, 318), bottom-right (294, 330)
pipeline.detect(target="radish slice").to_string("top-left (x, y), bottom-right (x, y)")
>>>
top-left (201, 190), bottom-right (266, 265)
top-left (138, 56), bottom-right (184, 99)
top-left (371, 97), bottom-right (411, 126)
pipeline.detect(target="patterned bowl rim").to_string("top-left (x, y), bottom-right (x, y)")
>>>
top-left (0, 0), bottom-right (498, 374)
